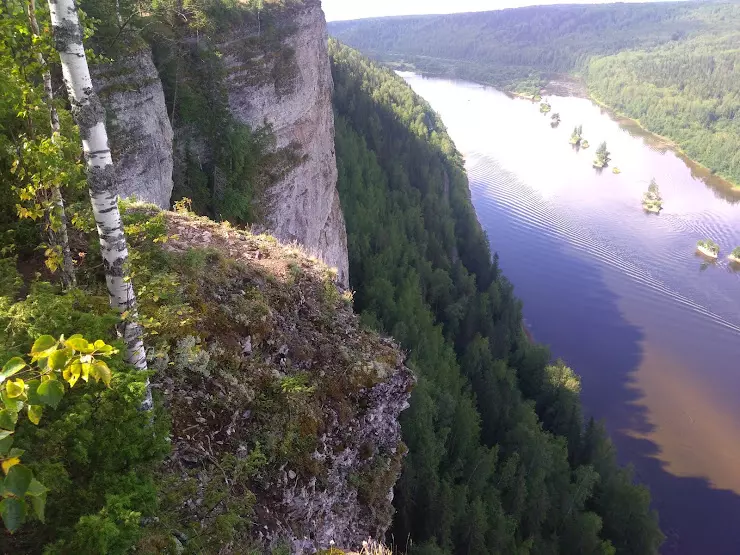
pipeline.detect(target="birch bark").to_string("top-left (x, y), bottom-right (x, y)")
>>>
top-left (47, 0), bottom-right (151, 408)
top-left (27, 0), bottom-right (76, 289)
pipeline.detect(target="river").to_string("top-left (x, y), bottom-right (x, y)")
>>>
top-left (400, 73), bottom-right (740, 554)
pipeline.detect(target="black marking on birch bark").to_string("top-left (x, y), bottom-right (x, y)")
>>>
top-left (99, 205), bottom-right (118, 214)
top-left (87, 164), bottom-right (117, 195)
top-left (51, 19), bottom-right (81, 54)
top-left (73, 95), bottom-right (107, 141)
top-left (104, 255), bottom-right (126, 278)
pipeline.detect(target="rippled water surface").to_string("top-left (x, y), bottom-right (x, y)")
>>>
top-left (401, 73), bottom-right (740, 554)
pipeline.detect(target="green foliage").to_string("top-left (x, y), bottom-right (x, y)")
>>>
top-left (0, 0), bottom-right (86, 269)
top-left (593, 141), bottom-right (611, 168)
top-left (0, 281), bottom-right (168, 552)
top-left (587, 28), bottom-right (740, 186)
top-left (331, 2), bottom-right (740, 188)
top-left (643, 179), bottom-right (663, 212)
top-left (331, 42), bottom-right (663, 554)
top-left (0, 334), bottom-right (120, 533)
top-left (731, 247), bottom-right (740, 259)
top-left (330, 3), bottom-right (705, 90)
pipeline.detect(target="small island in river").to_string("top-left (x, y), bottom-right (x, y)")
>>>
top-left (569, 125), bottom-right (583, 146)
top-left (642, 178), bottom-right (663, 213)
top-left (612, 167), bottom-right (621, 174)
top-left (729, 247), bottom-right (740, 265)
top-left (697, 239), bottom-right (720, 259)
top-left (551, 112), bottom-right (561, 126)
top-left (593, 141), bottom-right (611, 168)
top-left (540, 101), bottom-right (552, 113)
top-left (581, 140), bottom-right (590, 149)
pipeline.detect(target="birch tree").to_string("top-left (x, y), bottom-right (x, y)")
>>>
top-left (46, 0), bottom-right (151, 408)
top-left (27, 0), bottom-right (76, 289)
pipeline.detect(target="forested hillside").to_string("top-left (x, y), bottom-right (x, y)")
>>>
top-left (330, 41), bottom-right (663, 554)
top-left (330, 2), bottom-right (740, 187)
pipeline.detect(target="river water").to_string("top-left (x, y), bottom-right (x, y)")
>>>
top-left (400, 73), bottom-right (740, 554)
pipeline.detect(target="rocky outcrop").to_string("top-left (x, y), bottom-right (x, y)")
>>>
top-left (143, 209), bottom-right (413, 552)
top-left (222, 0), bottom-right (349, 286)
top-left (93, 47), bottom-right (174, 209)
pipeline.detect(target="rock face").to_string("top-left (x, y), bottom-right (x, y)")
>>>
top-left (92, 47), bottom-right (174, 209)
top-left (149, 210), bottom-right (413, 552)
top-left (223, 0), bottom-right (349, 286)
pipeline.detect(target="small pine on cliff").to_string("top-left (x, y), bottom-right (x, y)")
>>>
top-left (0, 203), bottom-right (412, 554)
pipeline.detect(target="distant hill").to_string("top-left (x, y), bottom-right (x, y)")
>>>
top-left (330, 1), bottom-right (740, 187)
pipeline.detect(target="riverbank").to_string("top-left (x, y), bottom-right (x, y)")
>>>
top-left (587, 92), bottom-right (740, 194)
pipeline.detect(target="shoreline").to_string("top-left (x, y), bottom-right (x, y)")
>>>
top-left (587, 92), bottom-right (740, 193)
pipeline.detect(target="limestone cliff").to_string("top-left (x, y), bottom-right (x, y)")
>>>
top-left (92, 47), bottom-right (174, 209)
top-left (222, 0), bottom-right (350, 286)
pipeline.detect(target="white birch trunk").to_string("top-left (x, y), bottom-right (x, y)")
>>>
top-left (47, 0), bottom-right (152, 409)
top-left (28, 0), bottom-right (76, 290)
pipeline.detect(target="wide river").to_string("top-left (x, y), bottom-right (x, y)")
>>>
top-left (400, 73), bottom-right (740, 554)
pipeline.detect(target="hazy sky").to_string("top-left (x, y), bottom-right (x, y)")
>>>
top-left (322, 0), bottom-right (675, 22)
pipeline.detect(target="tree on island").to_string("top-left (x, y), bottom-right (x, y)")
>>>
top-left (642, 178), bottom-right (663, 212)
top-left (569, 125), bottom-right (583, 145)
top-left (593, 141), bottom-right (611, 168)
top-left (697, 239), bottom-right (720, 257)
top-left (540, 101), bottom-right (551, 113)
top-left (730, 247), bottom-right (740, 262)
top-left (648, 178), bottom-right (660, 197)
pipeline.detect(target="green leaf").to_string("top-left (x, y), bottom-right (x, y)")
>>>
top-left (4, 464), bottom-right (32, 496)
top-left (1, 390), bottom-right (23, 412)
top-left (48, 349), bottom-right (71, 371)
top-left (37, 380), bottom-right (64, 409)
top-left (28, 491), bottom-right (45, 522)
top-left (0, 410), bottom-right (17, 431)
top-left (26, 479), bottom-right (46, 498)
top-left (25, 380), bottom-right (41, 406)
top-left (30, 335), bottom-right (57, 360)
top-left (27, 405), bottom-right (42, 426)
top-left (5, 380), bottom-right (24, 399)
top-left (64, 336), bottom-right (90, 353)
top-left (31, 336), bottom-right (57, 355)
top-left (0, 431), bottom-right (12, 442)
top-left (0, 497), bottom-right (27, 532)
top-left (0, 436), bottom-right (13, 457)
top-left (91, 361), bottom-right (112, 387)
top-left (0, 358), bottom-right (25, 384)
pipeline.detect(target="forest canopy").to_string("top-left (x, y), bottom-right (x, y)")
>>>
top-left (330, 40), bottom-right (663, 554)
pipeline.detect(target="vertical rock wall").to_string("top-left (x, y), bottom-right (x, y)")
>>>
top-left (223, 1), bottom-right (350, 286)
top-left (92, 47), bottom-right (174, 209)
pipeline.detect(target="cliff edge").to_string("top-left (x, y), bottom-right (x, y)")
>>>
top-left (126, 207), bottom-right (411, 552)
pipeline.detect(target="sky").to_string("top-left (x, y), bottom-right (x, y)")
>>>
top-left (322, 0), bottom-right (676, 22)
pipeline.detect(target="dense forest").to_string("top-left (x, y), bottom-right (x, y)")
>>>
top-left (330, 2), bottom-right (740, 187)
top-left (330, 41), bottom-right (663, 554)
top-left (0, 0), bottom-right (665, 550)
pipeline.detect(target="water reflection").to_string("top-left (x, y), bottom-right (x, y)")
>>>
top-left (401, 73), bottom-right (740, 554)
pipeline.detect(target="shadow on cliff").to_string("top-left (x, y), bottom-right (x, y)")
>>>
top-left (470, 177), bottom-right (740, 555)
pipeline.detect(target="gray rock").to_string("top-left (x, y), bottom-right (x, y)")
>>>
top-left (222, 2), bottom-right (349, 286)
top-left (93, 47), bottom-right (174, 209)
